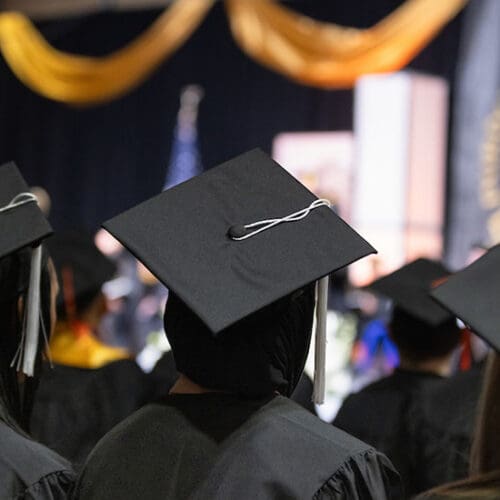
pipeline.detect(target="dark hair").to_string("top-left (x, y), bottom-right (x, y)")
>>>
top-left (390, 307), bottom-right (460, 362)
top-left (417, 470), bottom-right (500, 499)
top-left (164, 284), bottom-right (316, 398)
top-left (470, 353), bottom-right (500, 476)
top-left (0, 245), bottom-right (52, 432)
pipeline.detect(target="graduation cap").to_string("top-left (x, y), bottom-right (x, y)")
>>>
top-left (0, 161), bottom-right (53, 376)
top-left (0, 161), bottom-right (52, 259)
top-left (431, 245), bottom-right (500, 352)
top-left (46, 231), bottom-right (117, 316)
top-left (103, 148), bottom-right (376, 402)
top-left (367, 258), bottom-right (453, 326)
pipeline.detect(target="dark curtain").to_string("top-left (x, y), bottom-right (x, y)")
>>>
top-left (0, 1), bottom-right (463, 230)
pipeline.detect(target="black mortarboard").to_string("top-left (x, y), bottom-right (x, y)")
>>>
top-left (431, 245), bottom-right (500, 351)
top-left (103, 148), bottom-right (376, 334)
top-left (367, 258), bottom-right (452, 326)
top-left (0, 161), bottom-right (52, 259)
top-left (46, 231), bottom-right (117, 307)
top-left (0, 161), bottom-right (53, 376)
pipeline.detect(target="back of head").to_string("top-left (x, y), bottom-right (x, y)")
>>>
top-left (390, 306), bottom-right (460, 363)
top-left (46, 230), bottom-right (116, 321)
top-left (164, 284), bottom-right (316, 398)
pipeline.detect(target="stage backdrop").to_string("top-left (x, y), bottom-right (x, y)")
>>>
top-left (0, 1), bottom-right (463, 231)
top-left (446, 0), bottom-right (500, 268)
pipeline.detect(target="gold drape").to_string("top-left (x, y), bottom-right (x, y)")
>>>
top-left (225, 0), bottom-right (467, 88)
top-left (0, 0), bottom-right (215, 104)
top-left (0, 0), bottom-right (467, 105)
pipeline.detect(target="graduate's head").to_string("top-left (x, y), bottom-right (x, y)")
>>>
top-left (0, 161), bottom-right (54, 430)
top-left (429, 246), bottom-right (500, 476)
top-left (164, 285), bottom-right (316, 397)
top-left (368, 258), bottom-right (461, 364)
top-left (389, 307), bottom-right (460, 363)
top-left (46, 231), bottom-right (116, 323)
top-left (431, 245), bottom-right (500, 354)
top-left (101, 149), bottom-right (376, 400)
top-left (0, 248), bottom-right (56, 391)
top-left (0, 246), bottom-right (56, 339)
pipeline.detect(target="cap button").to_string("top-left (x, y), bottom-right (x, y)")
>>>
top-left (227, 225), bottom-right (248, 239)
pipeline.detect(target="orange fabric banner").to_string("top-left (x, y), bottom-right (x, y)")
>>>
top-left (0, 0), bottom-right (467, 104)
top-left (0, 0), bottom-right (215, 104)
top-left (225, 0), bottom-right (468, 88)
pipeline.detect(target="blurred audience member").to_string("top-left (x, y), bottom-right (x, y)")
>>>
top-left (74, 150), bottom-right (401, 499)
top-left (0, 162), bottom-right (74, 498)
top-left (334, 259), bottom-right (461, 498)
top-left (416, 245), bottom-right (500, 498)
top-left (31, 231), bottom-right (150, 468)
top-left (408, 360), bottom-right (485, 493)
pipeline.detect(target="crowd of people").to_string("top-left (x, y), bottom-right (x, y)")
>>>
top-left (0, 149), bottom-right (499, 499)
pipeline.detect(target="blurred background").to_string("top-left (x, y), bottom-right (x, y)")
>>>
top-left (0, 0), bottom-right (498, 419)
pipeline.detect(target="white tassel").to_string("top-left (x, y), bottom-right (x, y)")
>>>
top-left (21, 245), bottom-right (42, 377)
top-left (313, 275), bottom-right (329, 405)
top-left (39, 307), bottom-right (53, 368)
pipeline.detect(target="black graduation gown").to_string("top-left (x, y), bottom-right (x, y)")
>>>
top-left (333, 368), bottom-right (443, 497)
top-left (31, 359), bottom-right (151, 468)
top-left (407, 362), bottom-right (485, 492)
top-left (0, 419), bottom-right (74, 499)
top-left (74, 393), bottom-right (401, 499)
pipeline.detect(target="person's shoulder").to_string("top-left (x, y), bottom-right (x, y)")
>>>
top-left (265, 399), bottom-right (402, 499)
top-left (267, 397), bottom-right (372, 456)
top-left (83, 401), bottom-right (187, 460)
top-left (423, 364), bottom-right (484, 406)
top-left (95, 402), bottom-right (166, 439)
top-left (0, 420), bottom-right (73, 473)
top-left (352, 374), bottom-right (401, 396)
top-left (335, 375), bottom-right (399, 416)
top-left (313, 448), bottom-right (401, 500)
top-left (342, 370), bottom-right (440, 406)
top-left (0, 420), bottom-right (74, 498)
top-left (184, 397), bottom-right (400, 500)
top-left (415, 364), bottom-right (485, 433)
top-left (74, 401), bottom-right (215, 498)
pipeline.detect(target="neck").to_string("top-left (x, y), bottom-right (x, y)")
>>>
top-left (399, 355), bottom-right (453, 377)
top-left (169, 374), bottom-right (220, 395)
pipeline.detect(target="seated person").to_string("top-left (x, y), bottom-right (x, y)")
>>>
top-left (334, 259), bottom-right (461, 498)
top-left (0, 161), bottom-right (74, 498)
top-left (31, 231), bottom-right (150, 467)
top-left (407, 358), bottom-right (485, 492)
top-left (74, 149), bottom-right (401, 499)
top-left (416, 245), bottom-right (500, 498)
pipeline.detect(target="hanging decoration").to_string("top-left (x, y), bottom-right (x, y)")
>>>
top-left (0, 0), bottom-right (215, 104)
top-left (225, 0), bottom-right (467, 88)
top-left (0, 0), bottom-right (467, 105)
